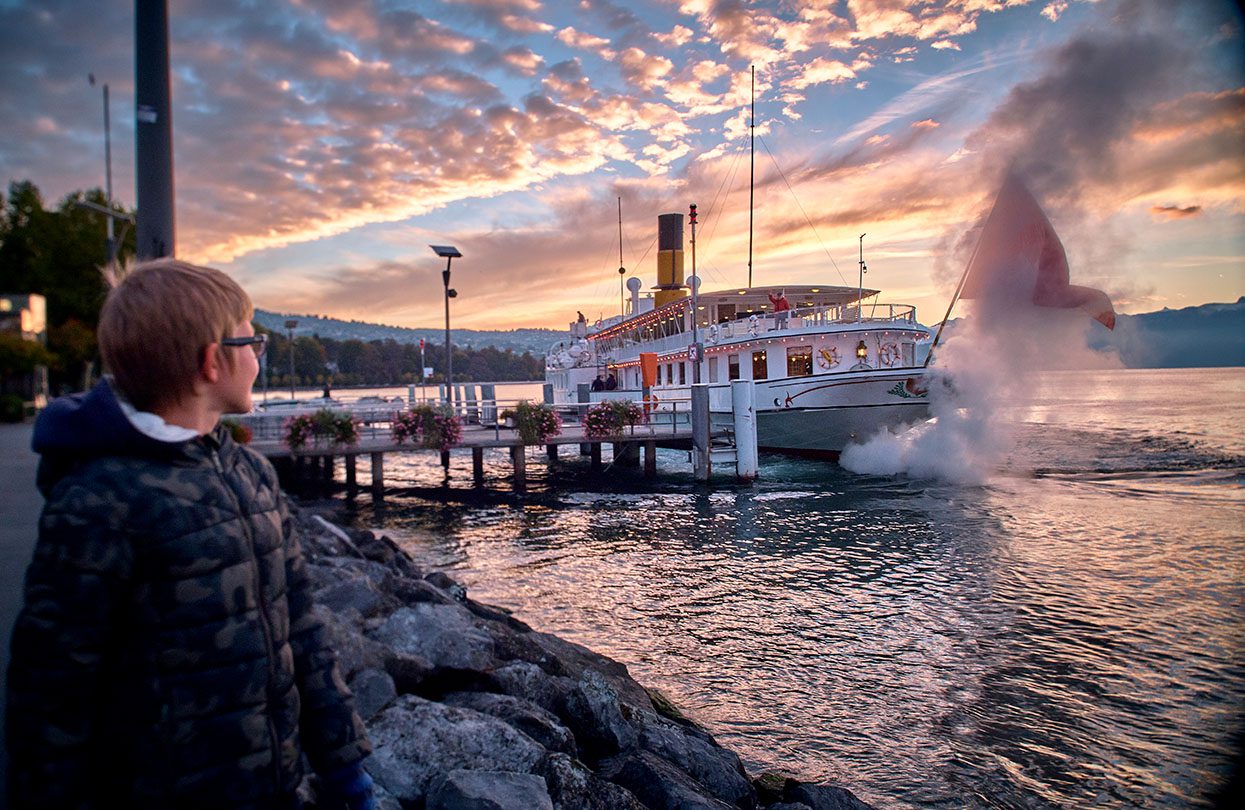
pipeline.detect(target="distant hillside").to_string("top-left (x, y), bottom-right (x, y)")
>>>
top-left (257, 299), bottom-right (1244, 369)
top-left (254, 310), bottom-right (564, 356)
top-left (1089, 297), bottom-right (1245, 368)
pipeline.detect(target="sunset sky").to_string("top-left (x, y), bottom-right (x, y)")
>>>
top-left (2, 0), bottom-right (1242, 330)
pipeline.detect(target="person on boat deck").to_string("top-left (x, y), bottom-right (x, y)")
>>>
top-left (7, 259), bottom-right (374, 809)
top-left (577, 310), bottom-right (586, 324)
top-left (591, 373), bottom-right (606, 392)
top-left (769, 290), bottom-right (791, 329)
top-left (605, 373), bottom-right (617, 391)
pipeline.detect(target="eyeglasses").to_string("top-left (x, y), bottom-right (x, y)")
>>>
top-left (221, 333), bottom-right (268, 358)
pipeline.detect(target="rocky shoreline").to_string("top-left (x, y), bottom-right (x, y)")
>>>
top-left (295, 506), bottom-right (876, 810)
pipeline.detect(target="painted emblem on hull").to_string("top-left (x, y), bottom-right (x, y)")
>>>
top-left (888, 378), bottom-right (929, 398)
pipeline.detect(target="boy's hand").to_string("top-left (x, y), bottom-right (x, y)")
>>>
top-left (321, 761), bottom-right (377, 810)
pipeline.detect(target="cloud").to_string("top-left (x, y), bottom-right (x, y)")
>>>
top-left (1149, 204), bottom-right (1203, 220)
top-left (556, 26), bottom-right (613, 53)
top-left (912, 118), bottom-right (940, 130)
top-left (1041, 2), bottom-right (1069, 23)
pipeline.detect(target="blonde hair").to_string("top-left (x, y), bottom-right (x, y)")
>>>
top-left (98, 258), bottom-right (253, 412)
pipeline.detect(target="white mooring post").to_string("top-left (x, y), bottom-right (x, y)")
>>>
top-left (691, 383), bottom-right (710, 481)
top-left (730, 379), bottom-right (758, 481)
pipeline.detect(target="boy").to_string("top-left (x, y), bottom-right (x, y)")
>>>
top-left (7, 259), bottom-right (374, 808)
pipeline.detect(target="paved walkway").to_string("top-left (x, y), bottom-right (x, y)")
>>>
top-left (0, 421), bottom-right (40, 795)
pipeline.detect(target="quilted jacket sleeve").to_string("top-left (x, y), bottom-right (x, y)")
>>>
top-left (278, 489), bottom-right (372, 773)
top-left (6, 478), bottom-right (134, 809)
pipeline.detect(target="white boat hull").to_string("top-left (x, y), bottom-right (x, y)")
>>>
top-left (711, 369), bottom-right (930, 456)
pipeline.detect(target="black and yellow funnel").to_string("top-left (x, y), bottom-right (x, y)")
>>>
top-left (653, 213), bottom-right (687, 308)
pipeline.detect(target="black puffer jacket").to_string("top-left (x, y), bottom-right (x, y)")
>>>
top-left (7, 380), bottom-right (370, 808)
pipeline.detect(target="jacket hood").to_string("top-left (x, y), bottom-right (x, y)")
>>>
top-left (32, 379), bottom-right (213, 495)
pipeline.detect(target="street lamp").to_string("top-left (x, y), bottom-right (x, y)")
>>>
top-left (430, 245), bottom-right (461, 410)
top-left (285, 319), bottom-right (298, 400)
top-left (88, 73), bottom-right (115, 268)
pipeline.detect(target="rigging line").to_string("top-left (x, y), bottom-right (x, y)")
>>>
top-left (757, 133), bottom-right (851, 288)
top-left (698, 144), bottom-right (745, 286)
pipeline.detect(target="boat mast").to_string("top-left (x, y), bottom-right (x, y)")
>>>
top-left (748, 64), bottom-right (755, 289)
top-left (858, 233), bottom-right (866, 322)
top-left (617, 197), bottom-right (626, 320)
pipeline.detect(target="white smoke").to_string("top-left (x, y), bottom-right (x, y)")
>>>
top-left (840, 304), bottom-right (1120, 482)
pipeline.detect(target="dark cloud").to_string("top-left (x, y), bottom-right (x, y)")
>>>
top-left (1150, 204), bottom-right (1203, 220)
top-left (967, 7), bottom-right (1192, 201)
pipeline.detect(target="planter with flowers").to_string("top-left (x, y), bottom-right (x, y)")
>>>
top-left (284, 409), bottom-right (359, 451)
top-left (391, 405), bottom-right (462, 453)
top-left (499, 400), bottom-right (562, 445)
top-left (583, 399), bottom-right (644, 439)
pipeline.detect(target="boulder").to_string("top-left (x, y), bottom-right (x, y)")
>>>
top-left (370, 604), bottom-right (496, 671)
top-left (540, 753), bottom-right (646, 810)
top-left (313, 604), bottom-right (387, 680)
top-left (426, 570), bottom-right (468, 600)
top-left (388, 575), bottom-right (456, 607)
top-left (638, 714), bottom-right (755, 808)
top-left (427, 769), bottom-right (553, 810)
top-left (349, 667), bottom-right (397, 721)
top-left (444, 691), bottom-right (577, 757)
top-left (365, 695), bottom-right (547, 802)
top-left (785, 784), bottom-right (874, 810)
top-left (381, 650), bottom-right (435, 695)
top-left (598, 750), bottom-right (736, 810)
top-left (562, 669), bottom-right (639, 759)
top-left (490, 661), bottom-right (577, 716)
top-left (316, 575), bottom-right (390, 617)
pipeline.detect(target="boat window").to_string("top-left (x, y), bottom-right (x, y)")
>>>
top-left (752, 350), bottom-right (768, 380)
top-left (717, 303), bottom-right (735, 324)
top-left (902, 342), bottom-right (915, 366)
top-left (667, 363), bottom-right (674, 385)
top-left (656, 364), bottom-right (662, 385)
top-left (708, 356), bottom-right (719, 383)
top-left (787, 346), bottom-right (813, 377)
top-left (728, 354), bottom-right (740, 381)
top-left (678, 362), bottom-right (686, 385)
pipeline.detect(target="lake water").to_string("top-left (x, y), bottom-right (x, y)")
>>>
top-left (331, 367), bottom-right (1244, 808)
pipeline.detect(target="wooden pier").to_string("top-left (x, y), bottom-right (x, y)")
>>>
top-left (252, 421), bottom-right (708, 498)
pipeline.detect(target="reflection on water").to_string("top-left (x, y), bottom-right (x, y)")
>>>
top-left (336, 369), bottom-right (1244, 808)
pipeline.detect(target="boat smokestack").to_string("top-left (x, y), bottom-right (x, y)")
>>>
top-left (654, 213), bottom-right (687, 308)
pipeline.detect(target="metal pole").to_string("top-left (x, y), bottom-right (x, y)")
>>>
top-left (102, 83), bottom-right (115, 267)
top-left (618, 197), bottom-right (626, 320)
top-left (692, 383), bottom-right (709, 480)
top-left (747, 65), bottom-right (755, 289)
top-left (443, 256), bottom-right (453, 409)
top-left (858, 233), bottom-right (866, 322)
top-left (135, 0), bottom-right (175, 259)
top-left (690, 203), bottom-right (700, 384)
top-left (287, 326), bottom-right (296, 400)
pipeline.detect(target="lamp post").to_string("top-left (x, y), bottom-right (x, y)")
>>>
top-left (88, 74), bottom-right (116, 268)
top-left (285, 319), bottom-right (298, 400)
top-left (689, 203), bottom-right (701, 384)
top-left (430, 245), bottom-right (461, 410)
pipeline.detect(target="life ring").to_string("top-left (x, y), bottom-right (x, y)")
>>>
top-left (817, 347), bottom-right (840, 369)
top-left (748, 315), bottom-right (759, 336)
top-left (707, 325), bottom-right (718, 343)
top-left (643, 394), bottom-right (659, 415)
top-left (879, 343), bottom-right (900, 367)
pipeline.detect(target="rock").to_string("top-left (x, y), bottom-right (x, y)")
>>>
top-left (370, 604), bottom-right (496, 671)
top-left (365, 694), bottom-right (547, 802)
top-left (349, 667), bottom-right (397, 721)
top-left (767, 804), bottom-right (813, 810)
top-left (638, 714), bottom-right (755, 808)
top-left (465, 599), bottom-right (533, 633)
top-left (426, 769), bottom-right (553, 810)
top-left (444, 691), bottom-right (577, 757)
top-left (540, 753), bottom-right (645, 810)
top-left (382, 650), bottom-right (435, 695)
top-left (528, 632), bottom-right (651, 708)
top-left (490, 661), bottom-right (577, 716)
top-left (562, 670), bottom-right (639, 760)
top-left (389, 575), bottom-right (455, 607)
top-left (598, 750), bottom-right (736, 810)
top-left (316, 575), bottom-right (389, 617)
top-left (313, 604), bottom-right (387, 680)
top-left (426, 571), bottom-right (468, 600)
top-left (784, 784), bottom-right (874, 810)
top-left (754, 772), bottom-right (799, 805)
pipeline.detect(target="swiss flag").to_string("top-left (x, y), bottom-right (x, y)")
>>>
top-left (961, 173), bottom-right (1115, 330)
